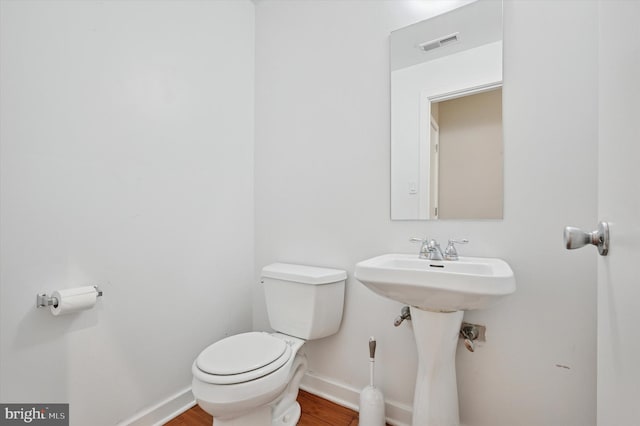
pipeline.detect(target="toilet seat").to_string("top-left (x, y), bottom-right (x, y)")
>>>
top-left (195, 332), bottom-right (292, 385)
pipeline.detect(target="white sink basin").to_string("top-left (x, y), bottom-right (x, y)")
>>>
top-left (354, 253), bottom-right (516, 311)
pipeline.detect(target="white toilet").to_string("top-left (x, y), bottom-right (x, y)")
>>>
top-left (191, 263), bottom-right (347, 426)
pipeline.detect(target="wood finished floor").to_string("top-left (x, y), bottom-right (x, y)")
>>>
top-left (164, 390), bottom-right (389, 425)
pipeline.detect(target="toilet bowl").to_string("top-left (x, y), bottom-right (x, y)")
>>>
top-left (191, 263), bottom-right (346, 426)
top-left (192, 332), bottom-right (307, 425)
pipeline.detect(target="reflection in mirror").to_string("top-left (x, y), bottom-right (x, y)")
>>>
top-left (390, 0), bottom-right (503, 220)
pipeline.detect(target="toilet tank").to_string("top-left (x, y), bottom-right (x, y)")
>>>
top-left (261, 263), bottom-right (347, 340)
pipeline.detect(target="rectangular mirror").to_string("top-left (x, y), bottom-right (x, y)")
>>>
top-left (390, 0), bottom-right (503, 220)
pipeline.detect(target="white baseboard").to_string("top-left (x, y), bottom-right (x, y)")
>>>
top-left (300, 371), bottom-right (412, 426)
top-left (118, 386), bottom-right (196, 426)
top-left (118, 373), bottom-right (413, 426)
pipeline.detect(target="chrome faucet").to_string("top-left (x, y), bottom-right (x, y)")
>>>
top-left (443, 239), bottom-right (469, 261)
top-left (409, 237), bottom-right (445, 260)
top-left (411, 237), bottom-right (468, 260)
top-left (410, 237), bottom-right (430, 259)
top-left (426, 239), bottom-right (445, 260)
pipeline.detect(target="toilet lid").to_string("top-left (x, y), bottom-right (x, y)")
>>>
top-left (196, 332), bottom-right (288, 376)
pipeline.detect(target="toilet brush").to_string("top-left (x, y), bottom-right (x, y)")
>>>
top-left (359, 336), bottom-right (385, 426)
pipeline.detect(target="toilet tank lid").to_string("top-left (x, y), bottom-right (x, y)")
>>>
top-left (261, 263), bottom-right (347, 285)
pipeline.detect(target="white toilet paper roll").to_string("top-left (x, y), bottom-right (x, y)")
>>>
top-left (50, 286), bottom-right (98, 316)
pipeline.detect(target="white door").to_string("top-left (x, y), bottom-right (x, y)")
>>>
top-left (597, 1), bottom-right (640, 424)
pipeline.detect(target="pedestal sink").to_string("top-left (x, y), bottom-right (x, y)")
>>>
top-left (354, 253), bottom-right (516, 426)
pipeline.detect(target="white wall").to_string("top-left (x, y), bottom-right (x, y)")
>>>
top-left (0, 1), bottom-right (254, 425)
top-left (255, 1), bottom-right (597, 425)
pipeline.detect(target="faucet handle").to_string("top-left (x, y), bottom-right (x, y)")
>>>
top-left (444, 239), bottom-right (469, 261)
top-left (449, 239), bottom-right (469, 244)
top-left (410, 237), bottom-right (430, 259)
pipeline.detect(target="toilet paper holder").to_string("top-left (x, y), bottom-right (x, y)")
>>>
top-left (36, 286), bottom-right (103, 308)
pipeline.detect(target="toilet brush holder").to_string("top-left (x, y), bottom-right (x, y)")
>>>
top-left (359, 337), bottom-right (385, 426)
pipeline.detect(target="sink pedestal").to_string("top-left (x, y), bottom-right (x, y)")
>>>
top-left (410, 308), bottom-right (464, 426)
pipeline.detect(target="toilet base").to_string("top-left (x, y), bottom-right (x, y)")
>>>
top-left (210, 368), bottom-right (304, 426)
top-left (213, 405), bottom-right (270, 426)
top-left (273, 401), bottom-right (301, 425)
top-left (208, 398), bottom-right (302, 426)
